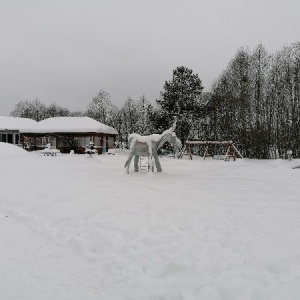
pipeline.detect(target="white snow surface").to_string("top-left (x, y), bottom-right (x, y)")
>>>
top-left (1, 142), bottom-right (300, 299)
top-left (0, 116), bottom-right (37, 132)
top-left (26, 117), bottom-right (118, 135)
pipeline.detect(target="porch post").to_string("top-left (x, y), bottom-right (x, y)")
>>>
top-left (102, 135), bottom-right (106, 153)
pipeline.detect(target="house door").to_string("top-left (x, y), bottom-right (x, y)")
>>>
top-left (50, 136), bottom-right (56, 147)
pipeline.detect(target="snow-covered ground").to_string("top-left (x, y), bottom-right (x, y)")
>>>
top-left (1, 142), bottom-right (300, 300)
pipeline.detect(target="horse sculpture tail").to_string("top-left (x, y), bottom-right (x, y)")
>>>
top-left (128, 133), bottom-right (139, 149)
top-left (128, 135), bottom-right (134, 148)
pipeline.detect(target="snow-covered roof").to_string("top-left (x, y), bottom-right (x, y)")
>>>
top-left (0, 116), bottom-right (37, 132)
top-left (0, 116), bottom-right (118, 135)
top-left (25, 117), bottom-right (118, 135)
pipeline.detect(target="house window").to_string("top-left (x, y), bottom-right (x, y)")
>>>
top-left (1, 134), bottom-right (7, 143)
top-left (35, 137), bottom-right (49, 147)
top-left (7, 134), bottom-right (13, 144)
top-left (108, 136), bottom-right (115, 148)
top-left (14, 134), bottom-right (20, 145)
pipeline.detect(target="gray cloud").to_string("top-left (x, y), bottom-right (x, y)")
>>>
top-left (1, 0), bottom-right (299, 115)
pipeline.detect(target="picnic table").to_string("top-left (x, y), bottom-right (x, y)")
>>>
top-left (40, 148), bottom-right (60, 156)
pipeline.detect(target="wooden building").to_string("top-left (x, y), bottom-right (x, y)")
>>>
top-left (0, 116), bottom-right (117, 154)
top-left (21, 117), bottom-right (118, 154)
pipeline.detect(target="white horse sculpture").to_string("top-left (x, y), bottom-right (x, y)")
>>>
top-left (124, 119), bottom-right (182, 173)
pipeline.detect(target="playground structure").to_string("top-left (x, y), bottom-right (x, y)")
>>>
top-left (124, 119), bottom-right (182, 173)
top-left (179, 140), bottom-right (243, 161)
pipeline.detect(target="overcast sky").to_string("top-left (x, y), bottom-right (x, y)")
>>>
top-left (1, 0), bottom-right (299, 116)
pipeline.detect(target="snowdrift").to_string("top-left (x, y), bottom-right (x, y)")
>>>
top-left (0, 142), bottom-right (31, 161)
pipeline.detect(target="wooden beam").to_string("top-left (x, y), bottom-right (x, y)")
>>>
top-left (186, 140), bottom-right (233, 145)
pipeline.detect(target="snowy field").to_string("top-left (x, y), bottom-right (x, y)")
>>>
top-left (1, 142), bottom-right (300, 300)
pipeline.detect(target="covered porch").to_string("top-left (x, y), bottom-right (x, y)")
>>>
top-left (22, 132), bottom-right (116, 154)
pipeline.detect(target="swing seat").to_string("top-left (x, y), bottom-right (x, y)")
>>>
top-left (214, 155), bottom-right (227, 160)
top-left (225, 155), bottom-right (236, 161)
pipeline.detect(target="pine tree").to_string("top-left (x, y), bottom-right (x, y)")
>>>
top-left (135, 95), bottom-right (154, 135)
top-left (157, 66), bottom-right (204, 143)
top-left (120, 97), bottom-right (138, 144)
top-left (86, 90), bottom-right (116, 126)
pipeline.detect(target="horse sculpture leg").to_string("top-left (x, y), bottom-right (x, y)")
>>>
top-left (151, 156), bottom-right (155, 172)
top-left (124, 153), bottom-right (134, 173)
top-left (134, 155), bottom-right (139, 172)
top-left (148, 146), bottom-right (154, 172)
top-left (124, 142), bottom-right (136, 174)
top-left (153, 152), bottom-right (162, 172)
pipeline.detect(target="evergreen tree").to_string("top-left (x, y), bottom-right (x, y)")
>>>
top-left (86, 90), bottom-right (117, 126)
top-left (157, 66), bottom-right (204, 143)
top-left (135, 95), bottom-right (154, 135)
top-left (120, 97), bottom-right (138, 144)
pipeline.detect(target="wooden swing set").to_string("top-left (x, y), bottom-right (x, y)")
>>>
top-left (178, 140), bottom-right (243, 161)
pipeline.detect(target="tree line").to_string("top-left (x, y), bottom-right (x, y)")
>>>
top-left (204, 42), bottom-right (300, 159)
top-left (10, 42), bottom-right (300, 158)
top-left (10, 92), bottom-right (156, 149)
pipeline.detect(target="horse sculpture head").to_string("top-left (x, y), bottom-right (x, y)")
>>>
top-left (156, 117), bottom-right (182, 151)
top-left (169, 132), bottom-right (182, 150)
top-left (170, 117), bottom-right (182, 149)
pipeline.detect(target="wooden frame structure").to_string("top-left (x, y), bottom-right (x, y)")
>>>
top-left (179, 140), bottom-right (243, 161)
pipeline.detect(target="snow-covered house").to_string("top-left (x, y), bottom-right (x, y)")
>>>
top-left (0, 116), bottom-right (37, 146)
top-left (21, 117), bottom-right (118, 153)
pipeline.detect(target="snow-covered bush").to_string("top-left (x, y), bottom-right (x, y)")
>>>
top-left (85, 141), bottom-right (97, 157)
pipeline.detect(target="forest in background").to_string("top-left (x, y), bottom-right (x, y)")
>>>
top-left (10, 42), bottom-right (300, 159)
